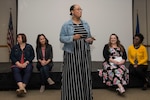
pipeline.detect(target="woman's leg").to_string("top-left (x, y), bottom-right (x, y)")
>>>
top-left (135, 65), bottom-right (148, 90)
top-left (129, 64), bottom-right (148, 82)
top-left (12, 67), bottom-right (24, 89)
top-left (40, 67), bottom-right (46, 85)
top-left (12, 67), bottom-right (26, 96)
top-left (39, 67), bottom-right (46, 92)
top-left (116, 83), bottom-right (125, 94)
top-left (135, 65), bottom-right (148, 82)
top-left (129, 64), bottom-right (136, 75)
top-left (22, 64), bottom-right (33, 88)
top-left (43, 65), bottom-right (55, 85)
top-left (115, 65), bottom-right (128, 94)
top-left (17, 82), bottom-right (25, 91)
top-left (12, 67), bottom-right (23, 83)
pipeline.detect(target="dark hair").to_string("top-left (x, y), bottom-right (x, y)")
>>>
top-left (70, 4), bottom-right (75, 15)
top-left (108, 33), bottom-right (124, 52)
top-left (36, 34), bottom-right (49, 49)
top-left (17, 33), bottom-right (27, 43)
top-left (134, 33), bottom-right (144, 43)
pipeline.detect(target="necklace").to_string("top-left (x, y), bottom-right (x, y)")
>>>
top-left (134, 45), bottom-right (140, 49)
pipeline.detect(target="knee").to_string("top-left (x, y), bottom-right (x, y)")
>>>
top-left (135, 67), bottom-right (142, 73)
top-left (26, 64), bottom-right (33, 70)
top-left (12, 67), bottom-right (20, 72)
top-left (40, 67), bottom-right (44, 72)
top-left (43, 65), bottom-right (50, 71)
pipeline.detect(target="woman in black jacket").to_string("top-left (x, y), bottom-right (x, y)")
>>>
top-left (10, 33), bottom-right (35, 96)
top-left (99, 33), bottom-right (129, 94)
top-left (36, 34), bottom-right (55, 92)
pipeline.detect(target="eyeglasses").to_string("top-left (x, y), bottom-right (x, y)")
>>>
top-left (73, 8), bottom-right (82, 11)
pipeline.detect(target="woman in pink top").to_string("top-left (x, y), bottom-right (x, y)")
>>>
top-left (36, 34), bottom-right (55, 92)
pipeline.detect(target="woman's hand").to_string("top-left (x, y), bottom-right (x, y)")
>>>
top-left (40, 60), bottom-right (46, 66)
top-left (85, 37), bottom-right (95, 44)
top-left (22, 63), bottom-right (27, 68)
top-left (73, 34), bottom-right (82, 40)
top-left (134, 64), bottom-right (138, 68)
top-left (16, 61), bottom-right (24, 68)
top-left (109, 57), bottom-right (117, 64)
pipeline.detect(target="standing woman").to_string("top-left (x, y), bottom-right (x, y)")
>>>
top-left (10, 33), bottom-right (35, 96)
top-left (128, 33), bottom-right (149, 90)
top-left (60, 4), bottom-right (94, 100)
top-left (99, 33), bottom-right (129, 94)
top-left (60, 4), bottom-right (95, 100)
top-left (36, 34), bottom-right (55, 93)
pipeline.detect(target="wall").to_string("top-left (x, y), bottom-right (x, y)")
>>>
top-left (17, 0), bottom-right (133, 62)
top-left (1, 0), bottom-right (150, 62)
top-left (0, 0), bottom-right (16, 62)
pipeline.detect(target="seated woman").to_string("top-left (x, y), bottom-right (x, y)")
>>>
top-left (36, 34), bottom-right (55, 93)
top-left (10, 33), bottom-right (35, 96)
top-left (99, 33), bottom-right (129, 94)
top-left (128, 33), bottom-right (149, 90)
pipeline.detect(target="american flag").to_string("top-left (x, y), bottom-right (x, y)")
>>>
top-left (7, 11), bottom-right (14, 52)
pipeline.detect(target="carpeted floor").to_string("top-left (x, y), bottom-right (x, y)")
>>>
top-left (0, 88), bottom-right (150, 100)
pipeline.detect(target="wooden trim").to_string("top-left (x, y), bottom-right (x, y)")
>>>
top-left (0, 45), bottom-right (8, 48)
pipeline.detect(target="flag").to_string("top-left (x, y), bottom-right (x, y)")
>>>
top-left (7, 10), bottom-right (14, 53)
top-left (136, 13), bottom-right (140, 34)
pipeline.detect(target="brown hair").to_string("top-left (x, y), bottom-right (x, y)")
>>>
top-left (36, 34), bottom-right (49, 49)
top-left (17, 33), bottom-right (27, 43)
top-left (108, 33), bottom-right (124, 52)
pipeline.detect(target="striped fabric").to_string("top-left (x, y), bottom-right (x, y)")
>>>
top-left (73, 23), bottom-right (88, 38)
top-left (61, 23), bottom-right (93, 100)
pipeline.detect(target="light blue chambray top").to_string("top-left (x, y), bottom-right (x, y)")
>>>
top-left (60, 19), bottom-right (92, 53)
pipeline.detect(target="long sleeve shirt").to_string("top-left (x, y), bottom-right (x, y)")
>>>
top-left (128, 44), bottom-right (148, 65)
top-left (10, 43), bottom-right (35, 65)
top-left (59, 19), bottom-right (92, 53)
top-left (103, 44), bottom-right (127, 63)
top-left (36, 44), bottom-right (53, 66)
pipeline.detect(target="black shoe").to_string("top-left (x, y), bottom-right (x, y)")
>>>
top-left (142, 83), bottom-right (148, 90)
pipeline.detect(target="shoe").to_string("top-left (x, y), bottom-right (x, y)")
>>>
top-left (47, 78), bottom-right (55, 85)
top-left (120, 87), bottom-right (125, 94)
top-left (116, 87), bottom-right (125, 94)
top-left (23, 88), bottom-right (27, 94)
top-left (16, 89), bottom-right (26, 97)
top-left (146, 77), bottom-right (150, 84)
top-left (142, 83), bottom-right (147, 90)
top-left (116, 88), bottom-right (120, 93)
top-left (16, 89), bottom-right (20, 94)
top-left (40, 85), bottom-right (45, 93)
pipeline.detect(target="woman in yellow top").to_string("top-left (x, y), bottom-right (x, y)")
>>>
top-left (128, 33), bottom-right (149, 90)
